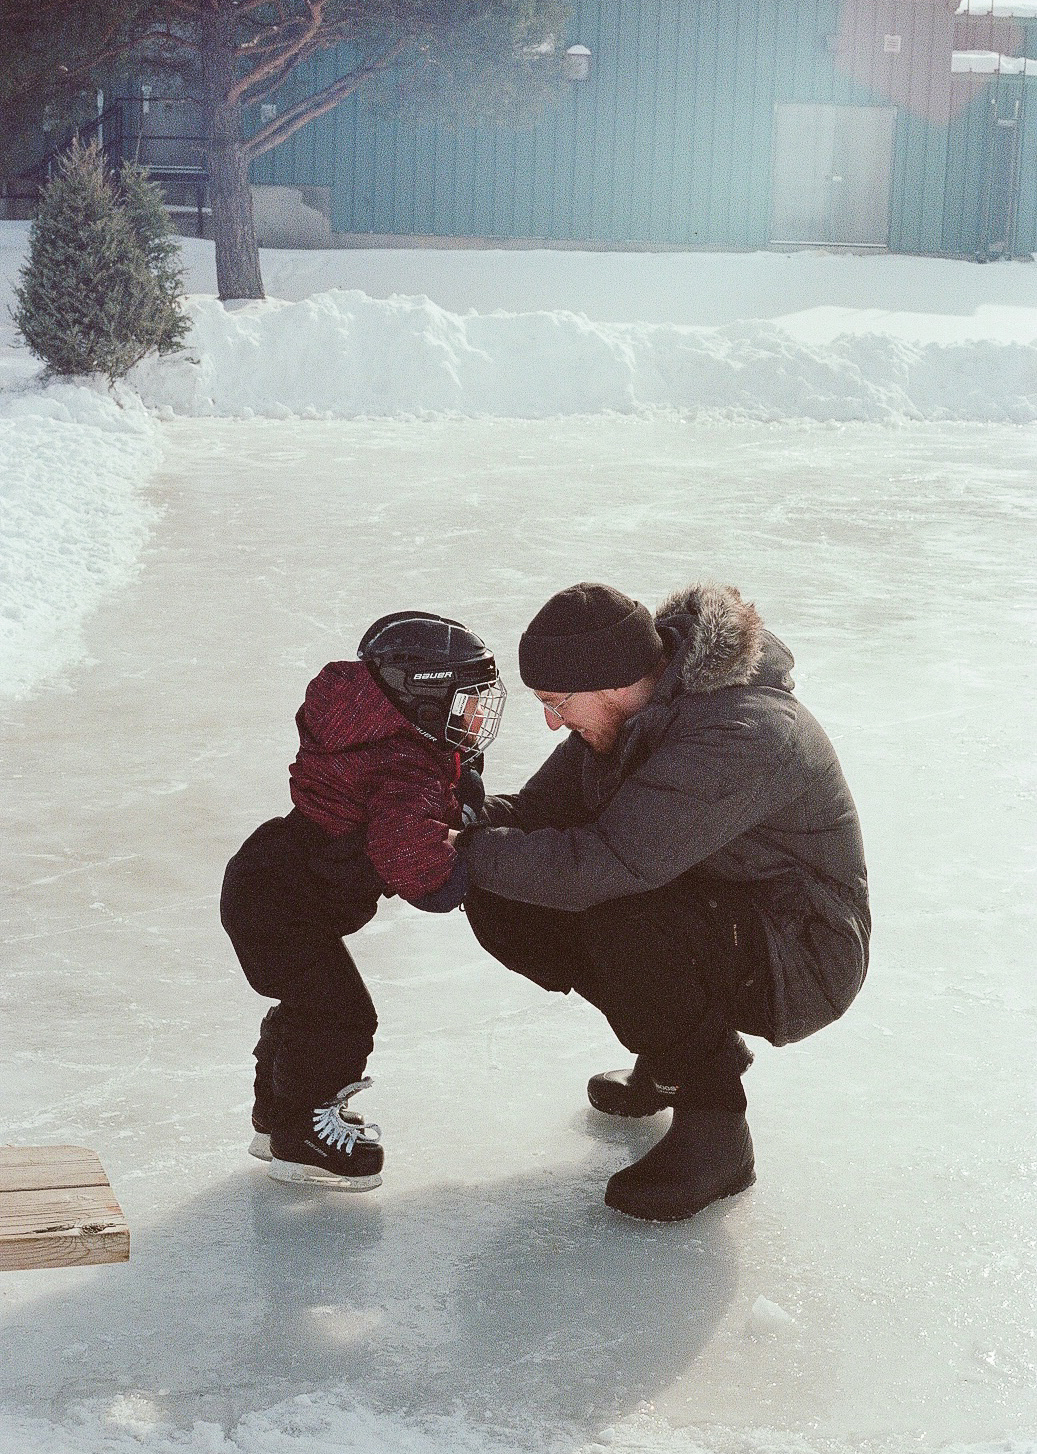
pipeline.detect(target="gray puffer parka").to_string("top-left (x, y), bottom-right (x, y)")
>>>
top-left (464, 584), bottom-right (869, 1046)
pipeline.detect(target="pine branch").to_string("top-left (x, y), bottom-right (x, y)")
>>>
top-left (234, 33), bottom-right (334, 103)
top-left (242, 35), bottom-right (408, 158)
top-left (227, 0), bottom-right (328, 104)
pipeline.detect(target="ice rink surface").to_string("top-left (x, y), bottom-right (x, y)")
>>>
top-left (2, 413), bottom-right (1035, 1453)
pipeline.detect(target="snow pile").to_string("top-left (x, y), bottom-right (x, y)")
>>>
top-left (129, 289), bottom-right (1037, 424)
top-left (0, 381), bottom-right (160, 697)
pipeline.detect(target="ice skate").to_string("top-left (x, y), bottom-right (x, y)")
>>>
top-left (248, 1111), bottom-right (272, 1162)
top-left (268, 1078), bottom-right (383, 1190)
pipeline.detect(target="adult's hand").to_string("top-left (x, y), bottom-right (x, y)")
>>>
top-left (457, 764), bottom-right (485, 823)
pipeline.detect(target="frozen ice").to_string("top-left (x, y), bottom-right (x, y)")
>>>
top-left (746, 1297), bottom-right (798, 1338)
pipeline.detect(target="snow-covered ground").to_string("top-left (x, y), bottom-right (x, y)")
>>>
top-left (1, 223), bottom-right (1035, 1454)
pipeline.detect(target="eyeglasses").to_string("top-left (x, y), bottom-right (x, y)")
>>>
top-left (538, 690), bottom-right (576, 724)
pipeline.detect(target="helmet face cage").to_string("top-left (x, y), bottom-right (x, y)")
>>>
top-left (445, 679), bottom-right (507, 758)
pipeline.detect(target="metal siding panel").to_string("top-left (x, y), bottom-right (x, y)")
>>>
top-left (490, 125), bottom-right (515, 237)
top-left (333, 94), bottom-right (360, 233)
top-left (544, 94), bottom-right (571, 239)
top-left (586, 0), bottom-right (619, 241)
top-left (411, 126), bottom-right (434, 235)
top-left (690, 1), bottom-right (719, 242)
top-left (352, 102), bottom-right (382, 232)
top-left (902, 5), bottom-right (952, 252)
top-left (647, 1), bottom-right (678, 238)
top-left (953, 88), bottom-right (991, 255)
top-left (893, 114), bottom-right (951, 255)
top-left (588, 0), bottom-right (623, 240)
top-left (746, 0), bottom-right (783, 244)
top-left (1015, 76), bottom-right (1037, 252)
top-left (609, 0), bottom-right (641, 240)
top-left (567, 0), bottom-right (603, 237)
top-left (629, 0), bottom-right (662, 240)
top-left (569, 65), bottom-right (599, 237)
top-left (941, 83), bottom-right (975, 254)
top-left (890, 115), bottom-right (920, 251)
top-left (474, 125), bottom-right (500, 236)
top-left (458, 127), bottom-right (482, 237)
top-left (428, 127), bottom-right (453, 236)
top-left (367, 112), bottom-right (391, 232)
top-left (526, 115), bottom-right (550, 235)
top-left (788, 0), bottom-right (836, 105)
top-left (735, 3), bottom-right (763, 243)
top-left (730, 2), bottom-right (760, 242)
top-left (707, 4), bottom-right (741, 243)
top-left (662, 4), bottom-right (697, 243)
top-left (509, 128), bottom-right (538, 238)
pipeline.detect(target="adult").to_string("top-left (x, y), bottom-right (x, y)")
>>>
top-left (454, 582), bottom-right (869, 1222)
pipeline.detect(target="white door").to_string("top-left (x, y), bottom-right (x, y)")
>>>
top-left (770, 103), bottom-right (896, 247)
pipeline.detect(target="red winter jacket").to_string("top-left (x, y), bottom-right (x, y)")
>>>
top-left (288, 661), bottom-right (463, 902)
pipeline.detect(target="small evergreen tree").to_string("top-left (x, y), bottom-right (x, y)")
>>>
top-left (12, 140), bottom-right (179, 382)
top-left (118, 160), bottom-right (190, 356)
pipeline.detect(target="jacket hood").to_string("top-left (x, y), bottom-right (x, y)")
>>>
top-left (655, 583), bottom-right (775, 694)
top-left (300, 659), bottom-right (416, 751)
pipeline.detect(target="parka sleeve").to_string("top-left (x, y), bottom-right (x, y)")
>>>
top-left (463, 715), bottom-right (803, 910)
top-left (481, 732), bottom-right (589, 830)
top-left (364, 753), bottom-right (458, 901)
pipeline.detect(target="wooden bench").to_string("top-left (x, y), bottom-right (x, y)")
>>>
top-left (0, 1146), bottom-right (129, 1271)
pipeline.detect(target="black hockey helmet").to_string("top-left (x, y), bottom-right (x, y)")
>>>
top-left (358, 610), bottom-right (506, 759)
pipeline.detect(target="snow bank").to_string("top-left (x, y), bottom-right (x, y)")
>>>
top-left (2, 1396), bottom-right (1034, 1454)
top-left (130, 289), bottom-right (1037, 424)
top-left (0, 381), bottom-right (160, 698)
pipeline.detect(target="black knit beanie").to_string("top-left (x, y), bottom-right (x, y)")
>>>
top-left (518, 583), bottom-right (665, 692)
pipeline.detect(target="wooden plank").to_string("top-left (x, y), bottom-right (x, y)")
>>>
top-left (0, 1145), bottom-right (110, 1194)
top-left (0, 1224), bottom-right (130, 1271)
top-left (0, 1146), bottom-right (129, 1272)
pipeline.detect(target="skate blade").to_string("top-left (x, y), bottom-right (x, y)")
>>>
top-left (268, 1157), bottom-right (382, 1192)
top-left (249, 1132), bottom-right (272, 1162)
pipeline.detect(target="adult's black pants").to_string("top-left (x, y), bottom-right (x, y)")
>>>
top-left (220, 812), bottom-right (382, 1113)
top-left (464, 869), bottom-right (775, 1109)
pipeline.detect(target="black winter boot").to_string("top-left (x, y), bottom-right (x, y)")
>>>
top-left (587, 1056), bottom-right (677, 1117)
top-left (604, 1104), bottom-right (755, 1222)
top-left (588, 1035), bottom-right (754, 1117)
top-left (268, 1078), bottom-right (383, 1190)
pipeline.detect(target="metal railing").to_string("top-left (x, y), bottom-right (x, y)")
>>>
top-left (5, 98), bottom-right (209, 234)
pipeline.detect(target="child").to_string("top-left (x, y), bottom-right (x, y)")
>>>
top-left (220, 611), bottom-right (505, 1190)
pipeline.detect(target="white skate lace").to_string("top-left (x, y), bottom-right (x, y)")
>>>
top-left (312, 1076), bottom-right (382, 1154)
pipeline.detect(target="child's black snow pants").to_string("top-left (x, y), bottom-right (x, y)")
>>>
top-left (220, 810), bottom-right (384, 1118)
top-left (463, 870), bottom-right (775, 1111)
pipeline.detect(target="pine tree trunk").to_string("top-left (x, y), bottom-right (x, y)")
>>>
top-left (199, 5), bottom-right (264, 301)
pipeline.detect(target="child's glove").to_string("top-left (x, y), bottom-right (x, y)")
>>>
top-left (458, 764), bottom-right (485, 826)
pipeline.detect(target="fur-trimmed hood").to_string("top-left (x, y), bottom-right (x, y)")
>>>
top-left (654, 583), bottom-right (771, 695)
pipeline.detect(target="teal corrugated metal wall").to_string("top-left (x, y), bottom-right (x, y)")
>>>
top-left (249, 0), bottom-right (1037, 256)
